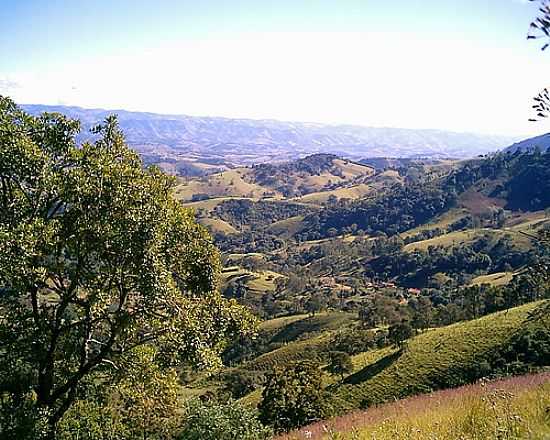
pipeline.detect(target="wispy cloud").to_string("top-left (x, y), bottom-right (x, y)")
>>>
top-left (0, 78), bottom-right (21, 94)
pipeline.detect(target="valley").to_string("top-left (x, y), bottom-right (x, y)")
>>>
top-left (2, 100), bottom-right (549, 439)
top-left (4, 0), bottom-right (550, 438)
top-left (173, 145), bottom-right (550, 435)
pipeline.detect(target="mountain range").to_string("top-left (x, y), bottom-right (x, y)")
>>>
top-left (22, 104), bottom-right (520, 169)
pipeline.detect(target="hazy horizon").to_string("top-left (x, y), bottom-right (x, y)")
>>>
top-left (20, 102), bottom-right (524, 140)
top-left (2, 0), bottom-right (550, 137)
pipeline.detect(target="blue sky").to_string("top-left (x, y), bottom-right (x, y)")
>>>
top-left (1, 0), bottom-right (549, 135)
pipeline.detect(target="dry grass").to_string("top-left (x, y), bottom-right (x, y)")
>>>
top-left (175, 168), bottom-right (275, 201)
top-left (180, 196), bottom-right (250, 211)
top-left (296, 184), bottom-right (374, 204)
top-left (220, 267), bottom-right (285, 294)
top-left (403, 228), bottom-right (533, 253)
top-left (277, 373), bottom-right (550, 440)
top-left (197, 217), bottom-right (239, 234)
top-left (469, 271), bottom-right (515, 287)
top-left (267, 215), bottom-right (307, 236)
top-left (504, 211), bottom-right (550, 234)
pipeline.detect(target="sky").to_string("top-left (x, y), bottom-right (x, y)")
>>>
top-left (1, 0), bottom-right (549, 136)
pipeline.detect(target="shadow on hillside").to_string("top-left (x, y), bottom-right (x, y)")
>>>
top-left (344, 349), bottom-right (403, 385)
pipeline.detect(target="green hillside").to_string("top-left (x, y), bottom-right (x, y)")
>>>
top-left (238, 313), bottom-right (356, 370)
top-left (331, 300), bottom-right (549, 412)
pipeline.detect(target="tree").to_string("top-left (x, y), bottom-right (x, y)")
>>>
top-left (325, 351), bottom-right (354, 381)
top-left (258, 361), bottom-right (329, 433)
top-left (515, 229), bottom-right (550, 329)
top-left (56, 346), bottom-right (181, 440)
top-left (329, 328), bottom-right (377, 355)
top-left (0, 97), bottom-right (255, 439)
top-left (358, 303), bottom-right (376, 328)
top-left (388, 321), bottom-right (414, 348)
top-left (305, 294), bottom-right (326, 317)
top-left (178, 400), bottom-right (272, 440)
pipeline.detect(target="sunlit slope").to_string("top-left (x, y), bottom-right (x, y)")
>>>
top-left (331, 301), bottom-right (548, 412)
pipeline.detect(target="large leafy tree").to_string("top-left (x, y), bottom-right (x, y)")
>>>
top-left (325, 351), bottom-right (354, 382)
top-left (259, 361), bottom-right (329, 433)
top-left (0, 96), bottom-right (255, 438)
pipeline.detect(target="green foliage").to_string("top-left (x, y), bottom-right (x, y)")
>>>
top-left (329, 328), bottom-right (381, 355)
top-left (250, 154), bottom-right (348, 197)
top-left (325, 352), bottom-right (354, 381)
top-left (388, 322), bottom-right (414, 347)
top-left (179, 400), bottom-right (272, 440)
top-left (0, 97), bottom-right (256, 437)
top-left (213, 199), bottom-right (314, 231)
top-left (259, 361), bottom-right (330, 432)
top-left (305, 294), bottom-right (327, 316)
top-left (332, 301), bottom-right (550, 412)
top-left (222, 370), bottom-right (265, 400)
top-left (366, 233), bottom-right (538, 288)
top-left (301, 184), bottom-right (456, 239)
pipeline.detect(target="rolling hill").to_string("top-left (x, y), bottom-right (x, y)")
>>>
top-left (174, 154), bottom-right (376, 202)
top-left (331, 300), bottom-right (549, 412)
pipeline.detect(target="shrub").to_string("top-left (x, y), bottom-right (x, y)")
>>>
top-left (259, 361), bottom-right (330, 433)
top-left (179, 400), bottom-right (272, 440)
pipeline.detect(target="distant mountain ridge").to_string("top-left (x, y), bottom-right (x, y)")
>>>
top-left (22, 104), bottom-right (519, 165)
top-left (503, 132), bottom-right (550, 154)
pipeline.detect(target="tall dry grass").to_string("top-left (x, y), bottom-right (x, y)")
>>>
top-left (277, 373), bottom-right (550, 440)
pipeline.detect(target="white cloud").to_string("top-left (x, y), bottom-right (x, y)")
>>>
top-left (0, 78), bottom-right (21, 94)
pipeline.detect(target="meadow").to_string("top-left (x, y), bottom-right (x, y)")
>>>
top-left (278, 373), bottom-right (550, 440)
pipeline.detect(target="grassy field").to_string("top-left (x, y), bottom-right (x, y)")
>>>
top-left (220, 266), bottom-right (285, 293)
top-left (174, 159), bottom-right (375, 203)
top-left (268, 312), bottom-right (356, 344)
top-left (180, 196), bottom-right (251, 211)
top-left (239, 312), bottom-right (357, 373)
top-left (403, 229), bottom-right (481, 252)
top-left (175, 168), bottom-right (275, 201)
top-left (197, 216), bottom-right (239, 234)
top-left (296, 184), bottom-right (374, 204)
top-left (504, 210), bottom-right (550, 235)
top-left (234, 302), bottom-right (549, 415)
top-left (277, 373), bottom-right (550, 440)
top-left (267, 215), bottom-right (307, 237)
top-left (331, 301), bottom-right (548, 412)
top-left (399, 208), bottom-right (470, 239)
top-left (469, 271), bottom-right (515, 287)
top-left (295, 169), bottom-right (402, 205)
top-left (332, 159), bottom-right (375, 179)
top-left (243, 333), bottom-right (331, 372)
top-left (259, 314), bottom-right (311, 332)
top-left (402, 227), bottom-right (533, 253)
